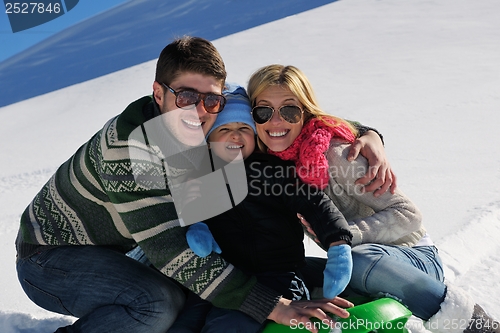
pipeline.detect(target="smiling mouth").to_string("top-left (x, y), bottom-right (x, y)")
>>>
top-left (182, 118), bottom-right (202, 129)
top-left (268, 130), bottom-right (289, 137)
top-left (227, 144), bottom-right (243, 149)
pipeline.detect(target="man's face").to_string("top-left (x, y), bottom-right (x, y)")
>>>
top-left (153, 72), bottom-right (223, 146)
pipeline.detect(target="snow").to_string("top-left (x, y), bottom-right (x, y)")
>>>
top-left (1, 0), bottom-right (499, 331)
top-left (0, 0), bottom-right (337, 108)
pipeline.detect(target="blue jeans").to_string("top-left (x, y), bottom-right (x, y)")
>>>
top-left (17, 246), bottom-right (185, 333)
top-left (201, 307), bottom-right (264, 333)
top-left (349, 244), bottom-right (446, 320)
top-left (166, 291), bottom-right (212, 333)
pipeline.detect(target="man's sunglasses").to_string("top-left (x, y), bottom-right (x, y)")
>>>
top-left (162, 83), bottom-right (226, 114)
top-left (251, 105), bottom-right (304, 124)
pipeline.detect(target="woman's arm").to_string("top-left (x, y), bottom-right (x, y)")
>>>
top-left (325, 141), bottom-right (424, 247)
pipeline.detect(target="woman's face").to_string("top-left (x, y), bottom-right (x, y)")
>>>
top-left (254, 85), bottom-right (304, 152)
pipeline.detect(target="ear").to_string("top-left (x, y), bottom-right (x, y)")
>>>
top-left (152, 81), bottom-right (165, 106)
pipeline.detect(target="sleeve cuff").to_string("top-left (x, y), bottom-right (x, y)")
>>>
top-left (322, 232), bottom-right (353, 248)
top-left (239, 283), bottom-right (282, 323)
top-left (353, 123), bottom-right (385, 146)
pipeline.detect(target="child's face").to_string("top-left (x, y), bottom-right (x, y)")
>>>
top-left (208, 122), bottom-right (255, 162)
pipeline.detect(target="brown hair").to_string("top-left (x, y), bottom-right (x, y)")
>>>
top-left (155, 36), bottom-right (227, 87)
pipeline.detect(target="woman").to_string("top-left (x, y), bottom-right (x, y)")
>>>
top-left (246, 64), bottom-right (498, 333)
top-left (191, 84), bottom-right (353, 333)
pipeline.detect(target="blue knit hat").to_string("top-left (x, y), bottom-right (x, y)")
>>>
top-left (206, 84), bottom-right (256, 139)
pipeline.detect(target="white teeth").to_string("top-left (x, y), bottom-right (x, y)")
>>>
top-left (227, 144), bottom-right (243, 149)
top-left (269, 130), bottom-right (288, 137)
top-left (182, 119), bottom-right (202, 127)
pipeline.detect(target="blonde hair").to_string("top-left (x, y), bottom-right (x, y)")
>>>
top-left (247, 64), bottom-right (357, 152)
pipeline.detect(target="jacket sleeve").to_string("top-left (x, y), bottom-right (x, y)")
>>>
top-left (272, 159), bottom-right (353, 249)
top-left (95, 121), bottom-right (280, 323)
top-left (292, 189), bottom-right (353, 249)
top-left (348, 120), bottom-right (385, 145)
top-left (324, 140), bottom-right (424, 247)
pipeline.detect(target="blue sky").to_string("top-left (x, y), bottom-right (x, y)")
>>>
top-left (0, 0), bottom-right (130, 62)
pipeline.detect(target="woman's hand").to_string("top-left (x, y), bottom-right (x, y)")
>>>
top-left (347, 130), bottom-right (397, 196)
top-left (267, 297), bottom-right (353, 333)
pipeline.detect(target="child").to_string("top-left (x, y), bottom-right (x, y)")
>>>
top-left (184, 85), bottom-right (354, 332)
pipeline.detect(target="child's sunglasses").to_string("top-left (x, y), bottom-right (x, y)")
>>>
top-left (251, 105), bottom-right (304, 124)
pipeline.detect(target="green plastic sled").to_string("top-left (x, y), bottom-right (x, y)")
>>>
top-left (262, 298), bottom-right (412, 333)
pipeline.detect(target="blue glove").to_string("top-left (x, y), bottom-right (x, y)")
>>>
top-left (323, 244), bottom-right (352, 299)
top-left (186, 222), bottom-right (222, 258)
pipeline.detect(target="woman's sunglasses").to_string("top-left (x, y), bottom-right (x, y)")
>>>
top-left (251, 105), bottom-right (304, 124)
top-left (162, 83), bottom-right (226, 114)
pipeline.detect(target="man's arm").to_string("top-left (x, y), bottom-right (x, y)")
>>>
top-left (268, 297), bottom-right (352, 333)
top-left (347, 121), bottom-right (397, 196)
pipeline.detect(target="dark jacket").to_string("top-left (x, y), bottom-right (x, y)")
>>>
top-left (205, 152), bottom-right (352, 274)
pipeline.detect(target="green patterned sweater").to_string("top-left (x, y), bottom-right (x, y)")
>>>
top-left (16, 96), bottom-right (280, 323)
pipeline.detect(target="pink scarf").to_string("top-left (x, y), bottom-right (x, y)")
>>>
top-left (269, 117), bottom-right (355, 189)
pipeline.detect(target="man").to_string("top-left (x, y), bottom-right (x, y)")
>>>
top-left (16, 36), bottom-right (391, 332)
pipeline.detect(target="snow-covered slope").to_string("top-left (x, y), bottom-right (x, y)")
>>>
top-left (0, 0), bottom-right (336, 108)
top-left (1, 0), bottom-right (499, 331)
